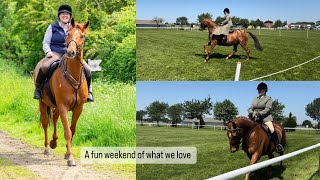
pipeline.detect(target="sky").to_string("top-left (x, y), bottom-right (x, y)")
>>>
top-left (136, 81), bottom-right (320, 124)
top-left (137, 0), bottom-right (320, 24)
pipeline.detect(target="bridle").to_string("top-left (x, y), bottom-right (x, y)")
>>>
top-left (227, 125), bottom-right (242, 147)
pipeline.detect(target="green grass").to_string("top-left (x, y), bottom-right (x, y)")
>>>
top-left (0, 58), bottom-right (136, 177)
top-left (136, 126), bottom-right (320, 180)
top-left (137, 29), bottom-right (320, 80)
top-left (0, 158), bottom-right (40, 179)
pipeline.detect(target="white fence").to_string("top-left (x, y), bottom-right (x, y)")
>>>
top-left (207, 143), bottom-right (320, 179)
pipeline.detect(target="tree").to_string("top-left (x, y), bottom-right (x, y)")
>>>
top-left (316, 21), bottom-right (320, 26)
top-left (302, 120), bottom-right (312, 127)
top-left (232, 16), bottom-right (241, 25)
top-left (146, 101), bottom-right (169, 125)
top-left (271, 99), bottom-right (286, 123)
top-left (239, 18), bottom-right (249, 28)
top-left (197, 12), bottom-right (213, 23)
top-left (176, 16), bottom-right (189, 27)
top-left (255, 19), bottom-right (264, 27)
top-left (167, 103), bottom-right (185, 126)
top-left (136, 110), bottom-right (146, 122)
top-left (215, 16), bottom-right (224, 24)
top-left (183, 97), bottom-right (212, 127)
top-left (282, 21), bottom-right (288, 26)
top-left (250, 20), bottom-right (257, 28)
top-left (305, 98), bottom-right (320, 128)
top-left (283, 112), bottom-right (297, 128)
top-left (274, 19), bottom-right (283, 27)
top-left (153, 16), bottom-right (164, 27)
top-left (213, 99), bottom-right (238, 122)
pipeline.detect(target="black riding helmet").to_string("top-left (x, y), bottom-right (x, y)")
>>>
top-left (58, 4), bottom-right (72, 17)
top-left (257, 82), bottom-right (268, 92)
top-left (223, 8), bottom-right (230, 14)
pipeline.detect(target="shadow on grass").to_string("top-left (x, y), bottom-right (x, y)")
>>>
top-left (194, 52), bottom-right (257, 61)
top-left (249, 164), bottom-right (286, 180)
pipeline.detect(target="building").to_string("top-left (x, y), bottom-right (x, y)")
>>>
top-left (264, 20), bottom-right (273, 28)
top-left (136, 19), bottom-right (166, 28)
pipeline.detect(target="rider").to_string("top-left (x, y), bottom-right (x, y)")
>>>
top-left (248, 82), bottom-right (284, 153)
top-left (33, 4), bottom-right (94, 102)
top-left (215, 8), bottom-right (233, 43)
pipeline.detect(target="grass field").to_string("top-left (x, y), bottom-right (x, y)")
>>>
top-left (0, 58), bottom-right (136, 178)
top-left (136, 126), bottom-right (320, 180)
top-left (137, 29), bottom-right (320, 80)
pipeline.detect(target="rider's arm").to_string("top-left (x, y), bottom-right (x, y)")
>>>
top-left (42, 25), bottom-right (52, 54)
top-left (259, 97), bottom-right (272, 116)
top-left (220, 15), bottom-right (231, 26)
top-left (248, 98), bottom-right (255, 113)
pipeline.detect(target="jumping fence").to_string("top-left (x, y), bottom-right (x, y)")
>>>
top-left (207, 143), bottom-right (320, 179)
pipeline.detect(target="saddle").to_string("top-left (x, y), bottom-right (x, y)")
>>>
top-left (45, 58), bottom-right (62, 106)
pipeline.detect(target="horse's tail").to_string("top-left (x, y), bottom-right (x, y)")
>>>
top-left (247, 31), bottom-right (263, 51)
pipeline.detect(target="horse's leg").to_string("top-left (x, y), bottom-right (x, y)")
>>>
top-left (240, 43), bottom-right (251, 61)
top-left (39, 101), bottom-right (51, 155)
top-left (50, 109), bottom-right (59, 149)
top-left (70, 106), bottom-right (84, 143)
top-left (59, 106), bottom-right (76, 166)
top-left (226, 44), bottom-right (238, 60)
top-left (267, 153), bottom-right (275, 178)
top-left (205, 41), bottom-right (216, 62)
top-left (245, 152), bottom-right (261, 180)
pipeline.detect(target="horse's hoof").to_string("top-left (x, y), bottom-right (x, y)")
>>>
top-left (50, 141), bottom-right (57, 149)
top-left (204, 60), bottom-right (208, 63)
top-left (226, 57), bottom-right (229, 60)
top-left (44, 149), bottom-right (52, 155)
top-left (67, 160), bottom-right (77, 166)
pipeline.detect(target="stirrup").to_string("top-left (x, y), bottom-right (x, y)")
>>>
top-left (276, 144), bottom-right (284, 153)
top-left (33, 89), bottom-right (41, 100)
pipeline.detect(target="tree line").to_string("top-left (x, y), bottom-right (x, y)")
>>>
top-left (155, 12), bottom-right (320, 28)
top-left (0, 0), bottom-right (135, 82)
top-left (137, 97), bottom-right (320, 129)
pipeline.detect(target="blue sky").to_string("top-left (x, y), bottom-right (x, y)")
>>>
top-left (136, 81), bottom-right (320, 124)
top-left (137, 0), bottom-right (320, 24)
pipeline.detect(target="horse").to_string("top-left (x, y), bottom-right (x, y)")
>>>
top-left (200, 18), bottom-right (263, 62)
top-left (224, 116), bottom-right (286, 180)
top-left (33, 18), bottom-right (89, 166)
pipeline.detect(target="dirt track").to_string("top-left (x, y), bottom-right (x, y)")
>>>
top-left (0, 131), bottom-right (128, 179)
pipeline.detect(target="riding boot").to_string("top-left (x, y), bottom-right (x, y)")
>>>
top-left (85, 74), bottom-right (94, 102)
top-left (271, 131), bottom-right (284, 153)
top-left (33, 69), bottom-right (46, 100)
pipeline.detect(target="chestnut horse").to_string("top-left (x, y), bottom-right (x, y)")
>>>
top-left (34, 18), bottom-right (89, 166)
top-left (224, 117), bottom-right (286, 180)
top-left (200, 18), bottom-right (263, 62)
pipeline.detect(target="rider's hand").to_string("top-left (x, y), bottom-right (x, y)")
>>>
top-left (256, 112), bottom-right (261, 117)
top-left (46, 51), bottom-right (54, 58)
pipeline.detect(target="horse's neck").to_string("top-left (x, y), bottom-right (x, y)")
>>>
top-left (236, 119), bottom-right (257, 136)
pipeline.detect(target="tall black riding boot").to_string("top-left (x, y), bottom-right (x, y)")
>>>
top-left (85, 75), bottom-right (94, 102)
top-left (271, 131), bottom-right (284, 153)
top-left (33, 69), bottom-right (46, 100)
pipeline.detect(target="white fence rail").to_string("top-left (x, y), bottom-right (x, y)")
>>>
top-left (207, 143), bottom-right (320, 180)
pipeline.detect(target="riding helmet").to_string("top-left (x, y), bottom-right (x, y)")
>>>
top-left (257, 82), bottom-right (268, 91)
top-left (223, 8), bottom-right (230, 14)
top-left (58, 4), bottom-right (72, 16)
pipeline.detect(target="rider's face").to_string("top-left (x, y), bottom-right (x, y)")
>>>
top-left (59, 12), bottom-right (70, 24)
top-left (258, 89), bottom-right (266, 96)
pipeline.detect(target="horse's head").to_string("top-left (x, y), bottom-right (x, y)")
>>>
top-left (224, 121), bottom-right (241, 153)
top-left (200, 18), bottom-right (216, 31)
top-left (66, 18), bottom-right (90, 59)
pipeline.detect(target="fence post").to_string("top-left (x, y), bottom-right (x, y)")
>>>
top-left (307, 30), bottom-right (309, 39)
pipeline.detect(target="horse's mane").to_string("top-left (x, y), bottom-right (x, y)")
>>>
top-left (202, 18), bottom-right (217, 27)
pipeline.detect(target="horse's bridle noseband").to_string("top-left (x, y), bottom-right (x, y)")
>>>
top-left (66, 38), bottom-right (85, 56)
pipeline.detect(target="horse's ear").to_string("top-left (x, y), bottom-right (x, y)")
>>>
top-left (232, 122), bottom-right (237, 129)
top-left (71, 18), bottom-right (75, 27)
top-left (84, 20), bottom-right (90, 29)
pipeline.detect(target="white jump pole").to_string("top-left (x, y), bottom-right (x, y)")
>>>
top-left (234, 62), bottom-right (242, 81)
top-left (279, 30), bottom-right (281, 36)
